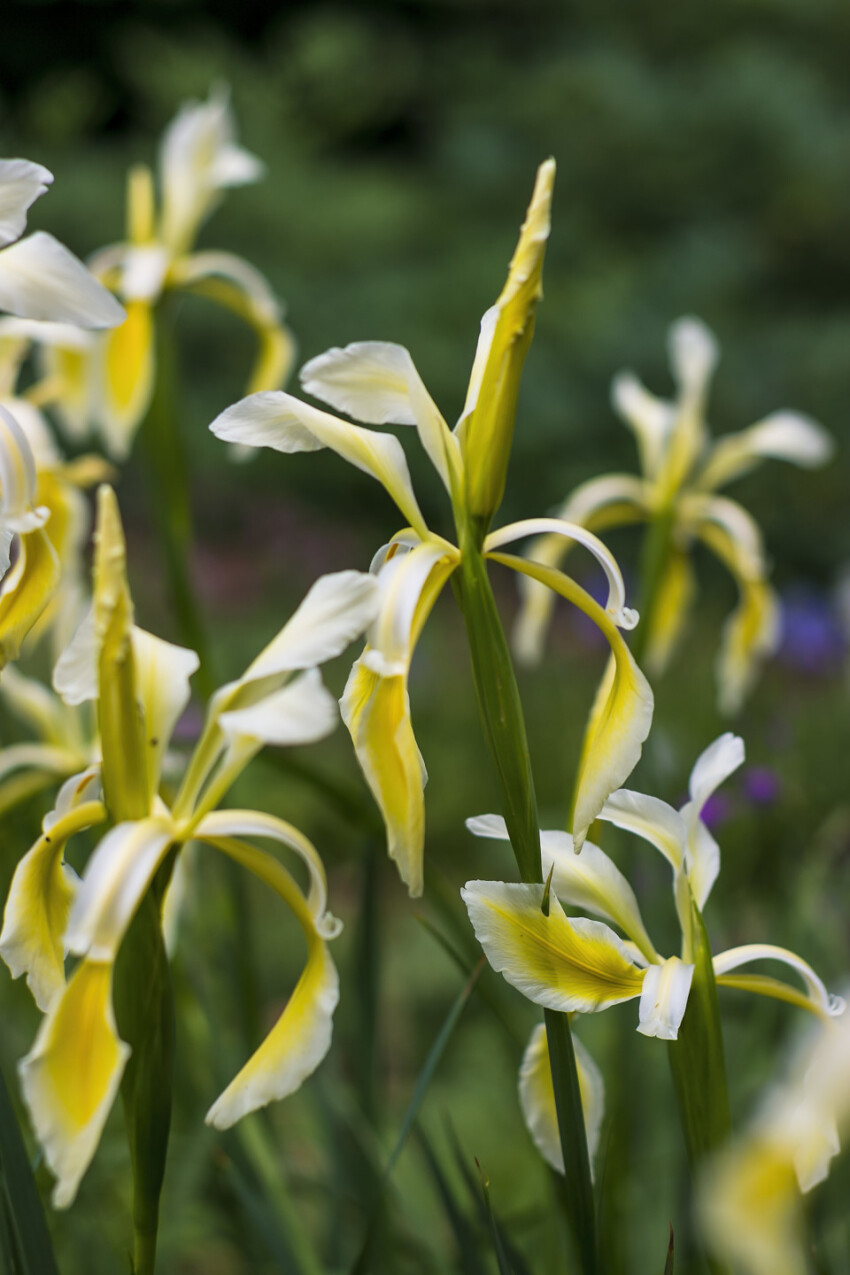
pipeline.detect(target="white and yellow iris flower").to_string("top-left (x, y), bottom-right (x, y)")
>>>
top-left (514, 318), bottom-right (834, 712)
top-left (31, 88), bottom-right (294, 459)
top-left (211, 160), bottom-right (653, 896)
top-left (0, 159), bottom-right (124, 329)
top-left (0, 484), bottom-right (379, 1206)
top-left (699, 1001), bottom-right (850, 1275)
top-left (463, 732), bottom-right (844, 1174)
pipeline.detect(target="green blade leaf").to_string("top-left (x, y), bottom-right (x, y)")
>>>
top-left (415, 1126), bottom-right (489, 1275)
top-left (663, 1225), bottom-right (674, 1275)
top-left (0, 1061), bottom-right (60, 1275)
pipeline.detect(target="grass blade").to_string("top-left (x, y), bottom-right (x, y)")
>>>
top-left (0, 1060), bottom-right (60, 1275)
top-left (663, 1225), bottom-right (674, 1275)
top-left (414, 1126), bottom-right (489, 1275)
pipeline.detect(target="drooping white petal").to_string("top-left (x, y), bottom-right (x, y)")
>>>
top-left (637, 956), bottom-right (694, 1039)
top-left (485, 517), bottom-right (639, 630)
top-left (64, 818), bottom-right (174, 962)
top-left (19, 958), bottom-right (130, 1207)
top-left (210, 390), bottom-right (426, 535)
top-left (714, 946), bottom-right (846, 1019)
top-left (218, 666), bottom-right (338, 747)
top-left (597, 789), bottom-right (686, 873)
top-left (518, 1021), bottom-right (605, 1176)
top-left (0, 232), bottom-right (125, 328)
top-left (0, 159), bottom-right (53, 247)
top-left (465, 815), bottom-right (658, 961)
top-left (300, 341), bottom-right (460, 492)
top-left (462, 880), bottom-right (646, 1014)
top-left (698, 411), bottom-right (834, 491)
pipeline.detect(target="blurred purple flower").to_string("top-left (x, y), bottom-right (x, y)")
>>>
top-left (743, 765), bottom-right (781, 807)
top-left (778, 586), bottom-right (845, 675)
top-left (700, 791), bottom-right (733, 829)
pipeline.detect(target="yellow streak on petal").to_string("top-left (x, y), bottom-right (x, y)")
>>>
top-left (341, 660), bottom-right (424, 896)
top-left (0, 526), bottom-right (60, 669)
top-left (20, 958), bottom-right (130, 1207)
top-left (100, 300), bottom-right (155, 457)
top-left (463, 881), bottom-right (645, 1013)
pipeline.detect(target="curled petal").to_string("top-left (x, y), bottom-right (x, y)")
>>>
top-left (0, 404), bottom-right (45, 533)
top-left (341, 660), bottom-right (426, 897)
top-left (19, 958), bottom-right (130, 1207)
top-left (687, 731), bottom-right (745, 814)
top-left (486, 517), bottom-right (638, 630)
top-left (300, 341), bottom-right (461, 493)
top-left (636, 956), bottom-right (694, 1040)
top-left (492, 552), bottom-right (654, 849)
top-left (364, 539), bottom-right (456, 676)
top-left (0, 232), bottom-right (125, 328)
top-left (0, 159), bottom-right (53, 247)
top-left (698, 411), bottom-right (834, 491)
top-left (462, 880), bottom-right (645, 1014)
top-left (210, 390), bottom-right (427, 537)
top-left (518, 1021), bottom-right (604, 1176)
top-left (197, 832), bottom-right (339, 1128)
top-left (714, 945), bottom-right (845, 1019)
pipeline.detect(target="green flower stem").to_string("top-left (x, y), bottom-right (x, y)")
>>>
top-left (631, 505), bottom-right (676, 667)
top-left (668, 899), bottom-right (732, 1275)
top-left (114, 860), bottom-right (176, 1275)
top-left (454, 524), bottom-right (597, 1275)
top-left (142, 300), bottom-right (216, 701)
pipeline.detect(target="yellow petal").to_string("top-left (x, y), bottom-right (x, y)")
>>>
top-left (97, 300), bottom-right (155, 459)
top-left (0, 800), bottom-right (104, 1011)
top-left (699, 1140), bottom-right (806, 1275)
top-left (196, 831), bottom-right (339, 1128)
top-left (0, 525), bottom-right (60, 669)
top-left (462, 880), bottom-right (645, 1013)
top-left (518, 1021), bottom-right (604, 1176)
top-left (340, 660), bottom-right (425, 897)
top-left (644, 548), bottom-right (695, 675)
top-left (19, 958), bottom-right (130, 1207)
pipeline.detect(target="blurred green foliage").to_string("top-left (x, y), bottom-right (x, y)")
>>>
top-left (0, 2), bottom-right (849, 1272)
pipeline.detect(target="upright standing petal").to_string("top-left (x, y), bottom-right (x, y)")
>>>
top-left (95, 299), bottom-right (156, 459)
top-left (636, 956), bottom-right (694, 1039)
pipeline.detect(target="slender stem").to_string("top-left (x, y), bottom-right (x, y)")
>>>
top-left (142, 300), bottom-right (216, 699)
top-left (668, 899), bottom-right (732, 1275)
top-left (453, 521), bottom-right (597, 1275)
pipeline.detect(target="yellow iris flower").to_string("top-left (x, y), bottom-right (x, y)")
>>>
top-left (514, 318), bottom-right (833, 712)
top-left (0, 485), bottom-right (379, 1206)
top-left (30, 88), bottom-right (294, 459)
top-left (211, 160), bottom-right (654, 896)
top-left (463, 732), bottom-right (845, 1174)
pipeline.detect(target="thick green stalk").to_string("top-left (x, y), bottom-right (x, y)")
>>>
top-left (454, 523), bottom-right (597, 1275)
top-left (668, 900), bottom-right (732, 1275)
top-left (142, 301), bottom-right (216, 700)
top-left (114, 863), bottom-right (176, 1275)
